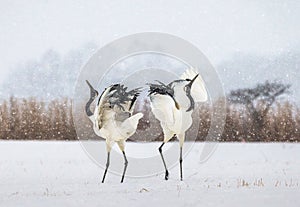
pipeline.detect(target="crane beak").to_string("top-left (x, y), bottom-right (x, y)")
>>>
top-left (187, 74), bottom-right (199, 88)
top-left (86, 80), bottom-right (99, 98)
top-left (86, 80), bottom-right (95, 90)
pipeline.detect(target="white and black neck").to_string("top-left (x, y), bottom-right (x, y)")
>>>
top-left (184, 74), bottom-right (199, 112)
top-left (85, 80), bottom-right (98, 118)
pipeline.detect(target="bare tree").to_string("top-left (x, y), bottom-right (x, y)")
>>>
top-left (228, 81), bottom-right (291, 140)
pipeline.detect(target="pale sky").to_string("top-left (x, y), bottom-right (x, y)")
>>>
top-left (0, 0), bottom-right (299, 83)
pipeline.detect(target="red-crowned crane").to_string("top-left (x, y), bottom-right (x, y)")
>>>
top-left (85, 81), bottom-right (143, 183)
top-left (148, 69), bottom-right (207, 180)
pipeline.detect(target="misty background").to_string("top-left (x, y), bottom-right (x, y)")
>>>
top-left (0, 0), bottom-right (299, 102)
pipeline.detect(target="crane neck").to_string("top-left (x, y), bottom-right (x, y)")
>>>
top-left (85, 97), bottom-right (94, 117)
top-left (185, 85), bottom-right (195, 112)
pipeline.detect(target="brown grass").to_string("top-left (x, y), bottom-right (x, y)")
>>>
top-left (0, 97), bottom-right (300, 141)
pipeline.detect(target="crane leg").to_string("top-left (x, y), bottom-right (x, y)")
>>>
top-left (120, 151), bottom-right (128, 183)
top-left (158, 142), bottom-right (169, 180)
top-left (179, 147), bottom-right (183, 181)
top-left (102, 152), bottom-right (110, 183)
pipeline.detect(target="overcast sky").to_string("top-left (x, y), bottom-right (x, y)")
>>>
top-left (0, 0), bottom-right (299, 84)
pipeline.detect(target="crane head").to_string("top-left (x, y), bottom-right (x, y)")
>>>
top-left (181, 68), bottom-right (207, 102)
top-left (185, 73), bottom-right (199, 88)
top-left (86, 80), bottom-right (99, 100)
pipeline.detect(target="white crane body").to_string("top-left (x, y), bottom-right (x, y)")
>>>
top-left (148, 68), bottom-right (207, 180)
top-left (85, 81), bottom-right (143, 183)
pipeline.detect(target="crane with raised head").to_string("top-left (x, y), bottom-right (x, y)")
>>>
top-left (85, 80), bottom-right (143, 183)
top-left (148, 69), bottom-right (207, 181)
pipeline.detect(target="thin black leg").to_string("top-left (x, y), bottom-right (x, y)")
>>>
top-left (102, 152), bottom-right (110, 183)
top-left (179, 147), bottom-right (183, 181)
top-left (120, 151), bottom-right (128, 183)
top-left (158, 142), bottom-right (169, 180)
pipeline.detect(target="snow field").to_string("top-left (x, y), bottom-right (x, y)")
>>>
top-left (0, 141), bottom-right (299, 207)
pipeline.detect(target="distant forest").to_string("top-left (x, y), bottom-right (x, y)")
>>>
top-left (0, 81), bottom-right (299, 142)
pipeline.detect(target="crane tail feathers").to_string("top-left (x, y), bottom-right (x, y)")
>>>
top-left (120, 113), bottom-right (143, 137)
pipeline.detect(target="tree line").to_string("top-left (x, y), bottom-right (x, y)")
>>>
top-left (0, 81), bottom-right (299, 142)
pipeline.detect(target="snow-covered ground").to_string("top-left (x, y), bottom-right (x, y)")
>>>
top-left (0, 141), bottom-right (299, 207)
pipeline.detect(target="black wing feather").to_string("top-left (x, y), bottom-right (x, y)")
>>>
top-left (107, 84), bottom-right (141, 111)
top-left (147, 80), bottom-right (180, 110)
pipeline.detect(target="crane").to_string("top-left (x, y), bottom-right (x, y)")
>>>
top-left (148, 69), bottom-right (207, 180)
top-left (85, 80), bottom-right (143, 183)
